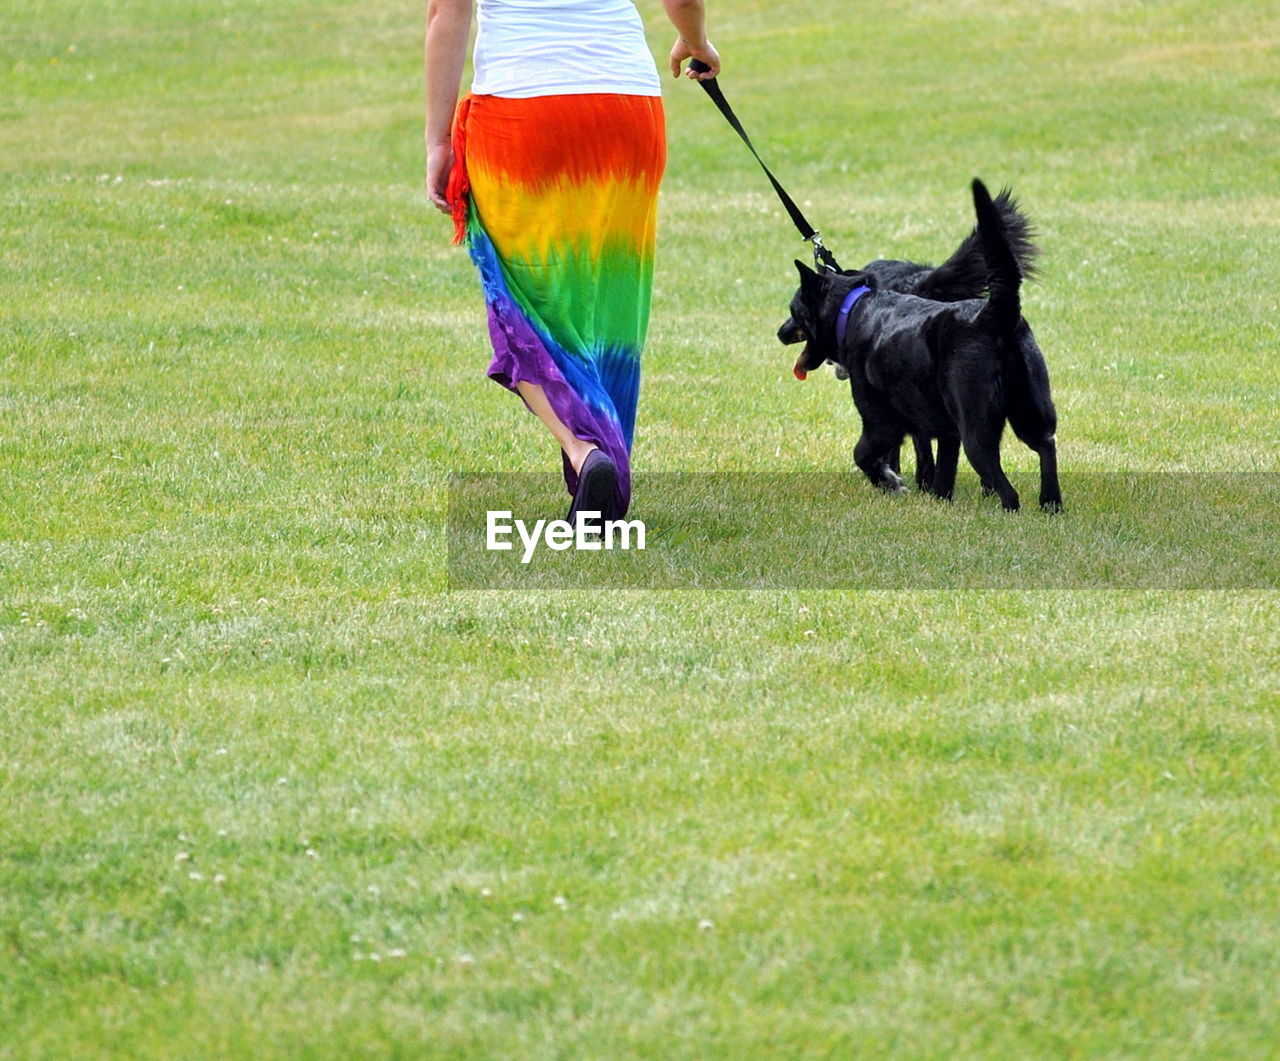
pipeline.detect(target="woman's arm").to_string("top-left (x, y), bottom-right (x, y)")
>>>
top-left (425, 0), bottom-right (473, 213)
top-left (663, 0), bottom-right (719, 79)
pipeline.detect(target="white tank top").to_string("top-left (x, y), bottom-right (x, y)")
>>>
top-left (471, 0), bottom-right (662, 98)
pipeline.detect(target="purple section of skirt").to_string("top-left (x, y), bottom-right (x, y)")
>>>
top-left (484, 292), bottom-right (632, 516)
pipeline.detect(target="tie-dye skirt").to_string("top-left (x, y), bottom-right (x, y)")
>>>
top-left (447, 93), bottom-right (666, 515)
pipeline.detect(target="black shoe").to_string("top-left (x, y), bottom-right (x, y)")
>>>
top-left (567, 448), bottom-right (619, 526)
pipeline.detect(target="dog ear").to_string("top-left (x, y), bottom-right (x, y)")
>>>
top-left (795, 259), bottom-right (825, 301)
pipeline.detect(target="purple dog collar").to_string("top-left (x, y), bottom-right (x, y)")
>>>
top-left (836, 285), bottom-right (871, 346)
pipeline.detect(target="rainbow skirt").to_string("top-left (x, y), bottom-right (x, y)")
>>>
top-left (449, 93), bottom-right (666, 514)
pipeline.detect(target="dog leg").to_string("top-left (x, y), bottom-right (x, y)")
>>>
top-left (931, 437), bottom-right (960, 501)
top-left (1008, 418), bottom-right (1062, 511)
top-left (1036, 436), bottom-right (1063, 512)
top-left (855, 431), bottom-right (907, 494)
top-left (962, 435), bottom-right (1020, 511)
top-left (1007, 410), bottom-right (1063, 511)
top-left (912, 435), bottom-right (936, 493)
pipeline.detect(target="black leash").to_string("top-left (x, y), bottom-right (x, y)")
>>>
top-left (688, 59), bottom-right (840, 273)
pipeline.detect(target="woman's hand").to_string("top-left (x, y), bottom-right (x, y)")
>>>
top-left (670, 36), bottom-right (720, 79)
top-left (426, 138), bottom-right (453, 214)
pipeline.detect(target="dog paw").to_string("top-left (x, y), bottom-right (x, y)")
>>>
top-left (879, 470), bottom-right (907, 494)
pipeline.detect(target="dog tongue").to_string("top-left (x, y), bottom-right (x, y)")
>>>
top-left (793, 364), bottom-right (807, 381)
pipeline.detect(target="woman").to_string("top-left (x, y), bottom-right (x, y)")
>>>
top-left (425, 0), bottom-right (719, 521)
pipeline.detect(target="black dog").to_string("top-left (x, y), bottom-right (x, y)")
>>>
top-left (823, 189), bottom-right (1039, 488)
top-left (779, 179), bottom-right (1062, 512)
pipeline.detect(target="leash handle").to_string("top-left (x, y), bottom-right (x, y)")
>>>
top-left (686, 60), bottom-right (840, 273)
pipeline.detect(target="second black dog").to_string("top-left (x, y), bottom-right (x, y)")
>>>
top-left (779, 179), bottom-right (1062, 512)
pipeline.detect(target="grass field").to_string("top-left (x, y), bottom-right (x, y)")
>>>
top-left (3, 1), bottom-right (1279, 1057)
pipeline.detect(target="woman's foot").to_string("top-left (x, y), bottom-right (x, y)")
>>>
top-left (567, 448), bottom-right (620, 524)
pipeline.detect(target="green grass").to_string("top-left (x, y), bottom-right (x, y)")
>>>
top-left (3, 0), bottom-right (1280, 1057)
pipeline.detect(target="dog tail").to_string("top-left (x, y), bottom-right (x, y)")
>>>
top-left (974, 178), bottom-right (1022, 336)
top-left (991, 186), bottom-right (1038, 283)
top-left (914, 186), bottom-right (1037, 302)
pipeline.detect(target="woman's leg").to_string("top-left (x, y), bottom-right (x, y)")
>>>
top-left (515, 380), bottom-right (596, 474)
